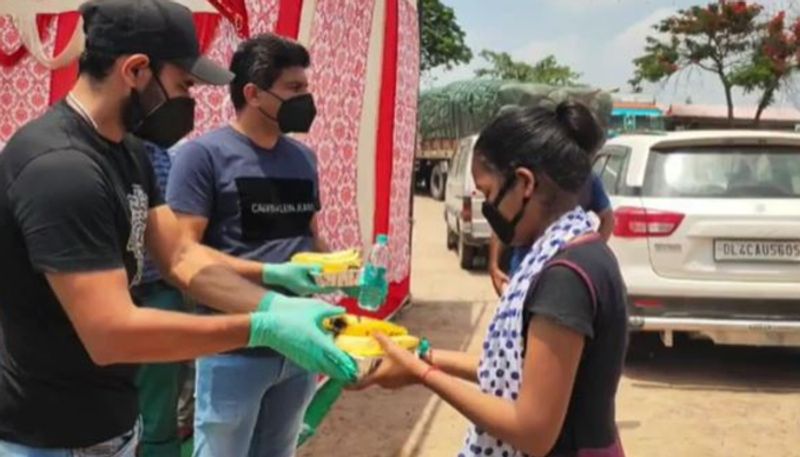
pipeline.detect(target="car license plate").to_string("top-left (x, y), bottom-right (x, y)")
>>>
top-left (714, 239), bottom-right (800, 263)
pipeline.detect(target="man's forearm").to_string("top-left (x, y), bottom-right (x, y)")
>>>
top-left (196, 245), bottom-right (264, 283)
top-left (185, 264), bottom-right (267, 313)
top-left (166, 242), bottom-right (267, 314)
top-left (96, 309), bottom-right (251, 365)
top-left (314, 236), bottom-right (330, 253)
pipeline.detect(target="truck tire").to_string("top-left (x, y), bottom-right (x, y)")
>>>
top-left (430, 162), bottom-right (447, 201)
top-left (458, 234), bottom-right (477, 270)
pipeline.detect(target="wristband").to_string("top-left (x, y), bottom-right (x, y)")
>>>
top-left (420, 364), bottom-right (440, 384)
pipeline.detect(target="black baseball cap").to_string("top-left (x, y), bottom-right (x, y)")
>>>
top-left (79, 0), bottom-right (234, 85)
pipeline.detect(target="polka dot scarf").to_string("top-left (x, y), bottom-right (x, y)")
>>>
top-left (459, 207), bottom-right (594, 457)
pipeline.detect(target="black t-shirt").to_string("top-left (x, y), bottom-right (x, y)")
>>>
top-left (523, 239), bottom-right (628, 455)
top-left (0, 102), bottom-right (162, 447)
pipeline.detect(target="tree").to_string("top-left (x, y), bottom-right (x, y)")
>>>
top-left (475, 50), bottom-right (582, 85)
top-left (731, 10), bottom-right (800, 123)
top-left (630, 1), bottom-right (764, 123)
top-left (420, 0), bottom-right (473, 73)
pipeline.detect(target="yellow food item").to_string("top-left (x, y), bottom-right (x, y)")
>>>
top-left (291, 249), bottom-right (361, 274)
top-left (323, 315), bottom-right (408, 337)
top-left (334, 334), bottom-right (420, 358)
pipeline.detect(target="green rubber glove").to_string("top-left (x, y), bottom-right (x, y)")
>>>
top-left (341, 286), bottom-right (361, 299)
top-left (261, 263), bottom-right (334, 296)
top-left (249, 292), bottom-right (357, 382)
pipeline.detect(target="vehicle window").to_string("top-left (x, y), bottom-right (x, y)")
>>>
top-left (457, 140), bottom-right (476, 180)
top-left (450, 147), bottom-right (465, 181)
top-left (592, 155), bottom-right (609, 175)
top-left (643, 146), bottom-right (800, 198)
top-left (461, 142), bottom-right (474, 174)
top-left (600, 154), bottom-right (625, 194)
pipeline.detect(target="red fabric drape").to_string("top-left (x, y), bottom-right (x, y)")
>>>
top-left (0, 42), bottom-right (27, 67)
top-left (193, 13), bottom-right (222, 54)
top-left (49, 12), bottom-right (81, 105)
top-left (275, 0), bottom-right (304, 39)
top-left (205, 0), bottom-right (249, 38)
top-left (0, 15), bottom-right (53, 67)
top-left (373, 0), bottom-right (399, 239)
top-left (340, 0), bottom-right (403, 319)
top-left (47, 12), bottom-right (222, 106)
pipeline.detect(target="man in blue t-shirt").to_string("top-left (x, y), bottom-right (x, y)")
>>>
top-left (167, 34), bottom-right (329, 457)
top-left (488, 172), bottom-right (615, 297)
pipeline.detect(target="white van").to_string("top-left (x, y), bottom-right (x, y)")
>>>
top-left (444, 135), bottom-right (491, 269)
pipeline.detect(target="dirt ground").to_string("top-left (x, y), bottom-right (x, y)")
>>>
top-left (299, 197), bottom-right (800, 457)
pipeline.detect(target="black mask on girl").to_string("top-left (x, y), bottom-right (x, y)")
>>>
top-left (481, 173), bottom-right (531, 245)
top-left (124, 71), bottom-right (195, 148)
top-left (258, 90), bottom-right (317, 133)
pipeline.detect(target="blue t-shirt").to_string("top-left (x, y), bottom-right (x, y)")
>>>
top-left (508, 173), bottom-right (611, 274)
top-left (139, 142), bottom-right (172, 285)
top-left (580, 172), bottom-right (612, 216)
top-left (167, 126), bottom-right (319, 267)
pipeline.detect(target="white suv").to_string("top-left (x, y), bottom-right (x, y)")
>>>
top-left (444, 135), bottom-right (491, 269)
top-left (598, 131), bottom-right (800, 348)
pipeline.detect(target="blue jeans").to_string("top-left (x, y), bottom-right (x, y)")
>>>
top-left (0, 421), bottom-right (140, 457)
top-left (192, 353), bottom-right (316, 457)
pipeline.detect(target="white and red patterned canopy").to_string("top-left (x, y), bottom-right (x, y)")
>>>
top-left (0, 0), bottom-right (419, 317)
top-left (0, 1), bottom-right (223, 69)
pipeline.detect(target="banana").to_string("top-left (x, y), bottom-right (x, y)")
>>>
top-left (291, 249), bottom-right (362, 273)
top-left (334, 334), bottom-right (420, 358)
top-left (293, 249), bottom-right (361, 264)
top-left (323, 315), bottom-right (408, 337)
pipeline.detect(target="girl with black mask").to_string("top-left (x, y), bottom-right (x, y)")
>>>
top-left (358, 102), bottom-right (629, 457)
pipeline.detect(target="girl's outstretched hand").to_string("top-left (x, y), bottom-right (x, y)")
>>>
top-left (351, 333), bottom-right (429, 390)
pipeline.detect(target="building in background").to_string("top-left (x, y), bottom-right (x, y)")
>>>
top-left (663, 104), bottom-right (800, 131)
top-left (610, 95), bottom-right (664, 137)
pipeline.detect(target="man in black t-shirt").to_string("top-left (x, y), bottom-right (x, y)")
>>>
top-left (0, 1), bottom-right (356, 454)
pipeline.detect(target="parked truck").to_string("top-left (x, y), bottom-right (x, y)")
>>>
top-left (416, 79), bottom-right (614, 200)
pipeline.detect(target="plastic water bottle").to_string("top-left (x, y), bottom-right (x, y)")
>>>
top-left (358, 234), bottom-right (389, 311)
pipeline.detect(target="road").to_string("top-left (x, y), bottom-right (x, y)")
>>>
top-left (300, 196), bottom-right (800, 457)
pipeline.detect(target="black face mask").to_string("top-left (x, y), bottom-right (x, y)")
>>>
top-left (259, 91), bottom-right (317, 133)
top-left (482, 174), bottom-right (530, 245)
top-left (124, 73), bottom-right (196, 148)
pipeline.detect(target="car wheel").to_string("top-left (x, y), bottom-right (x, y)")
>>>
top-left (430, 162), bottom-right (447, 201)
top-left (446, 227), bottom-right (458, 250)
top-left (626, 331), bottom-right (662, 362)
top-left (458, 234), bottom-right (477, 270)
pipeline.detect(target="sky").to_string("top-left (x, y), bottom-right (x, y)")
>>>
top-left (430, 0), bottom-right (800, 109)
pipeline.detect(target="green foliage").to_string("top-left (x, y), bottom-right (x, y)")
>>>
top-left (420, 0), bottom-right (473, 72)
top-left (729, 10), bottom-right (800, 120)
top-left (629, 36), bottom-right (681, 91)
top-left (475, 50), bottom-right (582, 86)
top-left (629, 1), bottom-right (765, 120)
